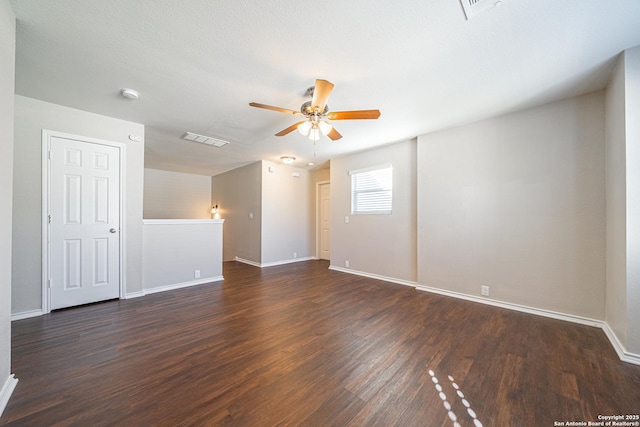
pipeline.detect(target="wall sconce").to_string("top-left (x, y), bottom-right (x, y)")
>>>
top-left (211, 204), bottom-right (220, 219)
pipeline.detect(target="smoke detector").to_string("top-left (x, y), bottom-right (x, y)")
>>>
top-left (120, 88), bottom-right (140, 100)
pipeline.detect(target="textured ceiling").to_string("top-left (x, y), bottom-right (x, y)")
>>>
top-left (9, 0), bottom-right (640, 176)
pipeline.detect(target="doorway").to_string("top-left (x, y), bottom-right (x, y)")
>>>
top-left (317, 181), bottom-right (330, 260)
top-left (43, 131), bottom-right (124, 311)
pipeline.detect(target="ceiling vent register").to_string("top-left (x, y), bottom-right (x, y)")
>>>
top-left (182, 132), bottom-right (230, 147)
top-left (460, 0), bottom-right (504, 20)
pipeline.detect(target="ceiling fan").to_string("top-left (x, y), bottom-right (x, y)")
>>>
top-left (249, 79), bottom-right (380, 141)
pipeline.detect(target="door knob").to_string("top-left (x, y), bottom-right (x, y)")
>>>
top-left (109, 228), bottom-right (117, 233)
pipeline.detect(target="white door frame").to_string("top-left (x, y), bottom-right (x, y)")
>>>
top-left (41, 130), bottom-right (126, 313)
top-left (315, 180), bottom-right (330, 260)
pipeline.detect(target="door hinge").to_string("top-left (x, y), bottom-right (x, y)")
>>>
top-left (48, 214), bottom-right (52, 224)
top-left (48, 279), bottom-right (52, 289)
top-left (48, 150), bottom-right (51, 160)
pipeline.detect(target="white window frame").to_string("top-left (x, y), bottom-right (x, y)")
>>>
top-left (349, 164), bottom-right (393, 215)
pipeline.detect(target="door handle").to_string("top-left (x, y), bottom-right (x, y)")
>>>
top-left (109, 228), bottom-right (117, 233)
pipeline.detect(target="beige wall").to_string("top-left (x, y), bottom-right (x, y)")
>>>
top-left (211, 162), bottom-right (262, 263)
top-left (311, 168), bottom-right (330, 183)
top-left (330, 140), bottom-right (417, 283)
top-left (144, 168), bottom-right (211, 219)
top-left (0, 0), bottom-right (15, 397)
top-left (261, 160), bottom-right (312, 264)
top-left (211, 160), bottom-right (313, 265)
top-left (142, 220), bottom-right (223, 291)
top-left (12, 95), bottom-right (145, 313)
top-left (606, 46), bottom-right (640, 355)
top-left (606, 54), bottom-right (629, 347)
top-left (625, 47), bottom-right (640, 354)
top-left (417, 91), bottom-right (606, 319)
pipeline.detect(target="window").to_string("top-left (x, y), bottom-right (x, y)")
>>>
top-left (350, 165), bottom-right (392, 214)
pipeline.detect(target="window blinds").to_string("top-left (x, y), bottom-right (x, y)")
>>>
top-left (350, 165), bottom-right (392, 214)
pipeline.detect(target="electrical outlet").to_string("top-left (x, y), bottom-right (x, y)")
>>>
top-left (481, 285), bottom-right (490, 296)
top-left (195, 270), bottom-right (201, 279)
top-left (345, 260), bottom-right (350, 268)
top-left (293, 252), bottom-right (297, 259)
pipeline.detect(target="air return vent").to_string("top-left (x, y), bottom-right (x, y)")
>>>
top-left (181, 132), bottom-right (229, 147)
top-left (460, 0), bottom-right (504, 20)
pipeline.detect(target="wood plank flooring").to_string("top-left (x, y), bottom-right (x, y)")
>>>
top-left (3, 260), bottom-right (639, 426)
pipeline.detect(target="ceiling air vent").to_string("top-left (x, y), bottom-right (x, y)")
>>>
top-left (460, 0), bottom-right (504, 20)
top-left (181, 132), bottom-right (230, 148)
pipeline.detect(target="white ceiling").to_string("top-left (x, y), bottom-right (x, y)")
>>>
top-left (10, 0), bottom-right (640, 176)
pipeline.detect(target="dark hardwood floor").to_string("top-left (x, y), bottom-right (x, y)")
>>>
top-left (3, 260), bottom-right (639, 426)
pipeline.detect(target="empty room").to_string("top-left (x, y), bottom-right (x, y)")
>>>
top-left (1, 1), bottom-right (640, 426)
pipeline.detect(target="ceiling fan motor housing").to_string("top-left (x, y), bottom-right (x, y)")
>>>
top-left (300, 100), bottom-right (329, 116)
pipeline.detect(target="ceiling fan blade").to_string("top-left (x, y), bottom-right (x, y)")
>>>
top-left (249, 102), bottom-right (303, 116)
top-left (311, 79), bottom-right (334, 111)
top-left (275, 121), bottom-right (306, 136)
top-left (327, 127), bottom-right (342, 141)
top-left (327, 110), bottom-right (381, 120)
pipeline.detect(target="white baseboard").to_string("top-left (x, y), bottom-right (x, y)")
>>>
top-left (11, 278), bottom-right (226, 315)
top-left (602, 323), bottom-right (640, 365)
top-left (124, 290), bottom-right (146, 299)
top-left (12, 263), bottom-right (640, 367)
top-left (234, 256), bottom-right (315, 268)
top-left (329, 265), bottom-right (418, 288)
top-left (262, 257), bottom-right (315, 268)
top-left (234, 257), bottom-right (262, 267)
top-left (11, 309), bottom-right (44, 321)
top-left (0, 374), bottom-right (18, 418)
top-left (415, 284), bottom-right (603, 328)
top-left (143, 276), bottom-right (224, 296)
top-left (326, 266), bottom-right (638, 366)
top-left (415, 284), bottom-right (640, 366)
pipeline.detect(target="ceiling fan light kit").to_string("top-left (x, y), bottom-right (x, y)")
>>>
top-left (318, 121), bottom-right (332, 135)
top-left (297, 121), bottom-right (312, 136)
top-left (297, 116), bottom-right (332, 141)
top-left (250, 79), bottom-right (381, 143)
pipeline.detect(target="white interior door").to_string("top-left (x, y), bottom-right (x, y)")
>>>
top-left (319, 183), bottom-right (330, 260)
top-left (49, 136), bottom-right (121, 310)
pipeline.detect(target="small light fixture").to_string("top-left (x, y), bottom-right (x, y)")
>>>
top-left (297, 121), bottom-right (312, 136)
top-left (308, 127), bottom-right (320, 141)
top-left (318, 121), bottom-right (332, 135)
top-left (211, 204), bottom-right (220, 219)
top-left (280, 156), bottom-right (296, 164)
top-left (120, 88), bottom-right (140, 100)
